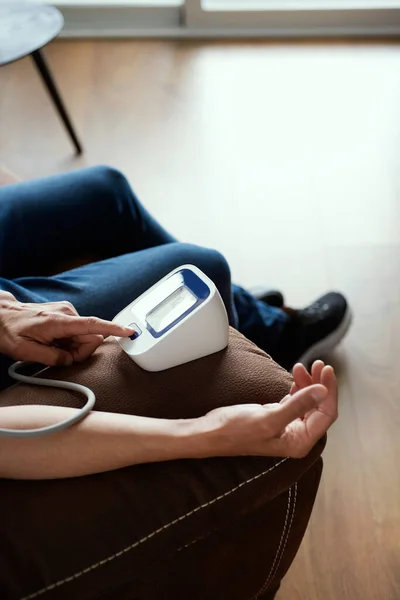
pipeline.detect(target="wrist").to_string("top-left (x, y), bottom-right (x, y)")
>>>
top-left (173, 416), bottom-right (223, 460)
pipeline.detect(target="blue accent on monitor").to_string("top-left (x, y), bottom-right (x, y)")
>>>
top-left (129, 323), bottom-right (142, 340)
top-left (182, 268), bottom-right (210, 300)
top-left (146, 269), bottom-right (211, 339)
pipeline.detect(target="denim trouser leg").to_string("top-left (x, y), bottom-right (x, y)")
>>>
top-left (0, 166), bottom-right (288, 389)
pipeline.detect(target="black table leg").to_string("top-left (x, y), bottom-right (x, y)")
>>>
top-left (31, 49), bottom-right (83, 155)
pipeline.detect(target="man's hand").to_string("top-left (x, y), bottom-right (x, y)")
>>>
top-left (201, 361), bottom-right (338, 459)
top-left (0, 292), bottom-right (133, 366)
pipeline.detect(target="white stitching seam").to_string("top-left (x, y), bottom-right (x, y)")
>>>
top-left (253, 480), bottom-right (298, 599)
top-left (268, 482), bottom-right (297, 590)
top-left (254, 486), bottom-right (292, 599)
top-left (20, 457), bottom-right (288, 600)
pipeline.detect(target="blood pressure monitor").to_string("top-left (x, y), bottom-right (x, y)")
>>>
top-left (113, 265), bottom-right (229, 371)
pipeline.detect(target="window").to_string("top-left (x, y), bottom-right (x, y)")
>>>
top-left (185, 0), bottom-right (400, 34)
top-left (48, 0), bottom-right (400, 36)
top-left (202, 0), bottom-right (400, 7)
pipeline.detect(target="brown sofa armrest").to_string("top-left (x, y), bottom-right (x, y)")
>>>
top-left (0, 329), bottom-right (326, 600)
top-left (144, 459), bottom-right (323, 600)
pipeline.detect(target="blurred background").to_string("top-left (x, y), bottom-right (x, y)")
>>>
top-left (1, 1), bottom-right (400, 599)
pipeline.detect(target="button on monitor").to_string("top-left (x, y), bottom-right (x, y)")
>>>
top-left (129, 323), bottom-right (142, 340)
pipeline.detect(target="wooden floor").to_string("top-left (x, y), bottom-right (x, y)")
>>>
top-left (1, 39), bottom-right (400, 600)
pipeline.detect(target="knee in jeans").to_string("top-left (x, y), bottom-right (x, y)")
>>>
top-left (206, 249), bottom-right (231, 290)
top-left (88, 165), bottom-right (137, 213)
top-left (179, 244), bottom-right (231, 292)
top-left (93, 165), bottom-right (130, 194)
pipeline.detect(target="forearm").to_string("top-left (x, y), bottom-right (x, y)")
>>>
top-left (0, 406), bottom-right (213, 480)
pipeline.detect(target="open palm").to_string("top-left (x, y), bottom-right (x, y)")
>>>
top-left (204, 360), bottom-right (338, 459)
top-left (281, 361), bottom-right (338, 456)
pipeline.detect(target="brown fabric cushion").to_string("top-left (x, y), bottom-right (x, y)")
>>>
top-left (0, 328), bottom-right (325, 600)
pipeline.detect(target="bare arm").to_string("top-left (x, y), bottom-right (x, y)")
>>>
top-left (0, 406), bottom-right (208, 479)
top-left (0, 363), bottom-right (337, 480)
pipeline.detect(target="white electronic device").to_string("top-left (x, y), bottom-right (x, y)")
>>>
top-left (112, 265), bottom-right (229, 371)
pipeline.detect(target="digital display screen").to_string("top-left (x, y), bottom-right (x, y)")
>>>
top-left (146, 286), bottom-right (197, 333)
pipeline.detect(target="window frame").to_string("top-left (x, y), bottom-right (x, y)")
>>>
top-left (48, 0), bottom-right (400, 37)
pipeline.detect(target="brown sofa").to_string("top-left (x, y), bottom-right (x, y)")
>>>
top-left (0, 328), bottom-right (325, 600)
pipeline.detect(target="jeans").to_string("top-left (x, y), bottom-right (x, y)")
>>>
top-left (0, 166), bottom-right (288, 389)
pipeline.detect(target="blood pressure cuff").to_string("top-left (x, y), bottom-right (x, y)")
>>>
top-left (0, 327), bottom-right (325, 600)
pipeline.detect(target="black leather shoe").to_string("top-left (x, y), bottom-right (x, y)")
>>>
top-left (273, 292), bottom-right (352, 370)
